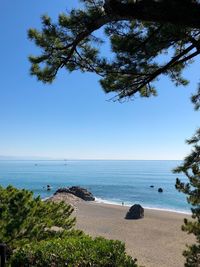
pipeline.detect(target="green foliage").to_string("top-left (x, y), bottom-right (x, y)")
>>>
top-left (0, 186), bottom-right (76, 250)
top-left (28, 0), bottom-right (200, 100)
top-left (174, 126), bottom-right (200, 266)
top-left (191, 85), bottom-right (200, 111)
top-left (10, 235), bottom-right (138, 267)
top-left (174, 81), bottom-right (200, 265)
top-left (0, 186), bottom-right (138, 266)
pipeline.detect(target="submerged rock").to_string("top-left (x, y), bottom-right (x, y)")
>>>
top-left (54, 186), bottom-right (95, 201)
top-left (125, 204), bottom-right (144, 220)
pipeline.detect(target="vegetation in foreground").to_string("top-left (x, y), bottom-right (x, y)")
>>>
top-left (10, 236), bottom-right (137, 267)
top-left (0, 185), bottom-right (76, 250)
top-left (175, 129), bottom-right (200, 267)
top-left (173, 84), bottom-right (200, 267)
top-left (28, 1), bottom-right (200, 265)
top-left (0, 186), bottom-right (138, 266)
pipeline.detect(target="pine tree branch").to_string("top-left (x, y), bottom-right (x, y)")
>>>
top-left (104, 0), bottom-right (200, 29)
top-left (121, 43), bottom-right (196, 97)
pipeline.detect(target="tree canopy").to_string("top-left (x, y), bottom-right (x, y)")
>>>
top-left (28, 0), bottom-right (200, 100)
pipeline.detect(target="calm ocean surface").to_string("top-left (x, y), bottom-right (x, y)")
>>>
top-left (0, 160), bottom-right (190, 213)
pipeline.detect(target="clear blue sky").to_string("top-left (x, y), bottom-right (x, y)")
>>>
top-left (0, 0), bottom-right (199, 160)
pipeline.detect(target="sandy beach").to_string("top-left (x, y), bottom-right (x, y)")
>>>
top-left (73, 201), bottom-right (193, 267)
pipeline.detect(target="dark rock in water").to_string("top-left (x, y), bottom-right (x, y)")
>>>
top-left (54, 186), bottom-right (95, 201)
top-left (47, 185), bottom-right (51, 191)
top-left (150, 185), bottom-right (154, 188)
top-left (125, 204), bottom-right (144, 220)
top-left (158, 188), bottom-right (163, 193)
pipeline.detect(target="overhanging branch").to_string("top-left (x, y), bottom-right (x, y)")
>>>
top-left (105, 0), bottom-right (200, 29)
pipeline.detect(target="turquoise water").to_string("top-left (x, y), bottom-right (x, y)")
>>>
top-left (0, 160), bottom-right (190, 213)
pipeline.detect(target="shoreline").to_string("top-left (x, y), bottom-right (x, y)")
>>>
top-left (46, 194), bottom-right (191, 215)
top-left (74, 200), bottom-right (194, 267)
top-left (94, 197), bottom-right (191, 215)
top-left (48, 190), bottom-right (194, 267)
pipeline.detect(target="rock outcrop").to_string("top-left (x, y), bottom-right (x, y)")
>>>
top-left (125, 204), bottom-right (144, 219)
top-left (54, 186), bottom-right (95, 201)
top-left (48, 192), bottom-right (82, 210)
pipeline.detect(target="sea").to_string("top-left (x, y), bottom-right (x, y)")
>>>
top-left (0, 160), bottom-right (191, 214)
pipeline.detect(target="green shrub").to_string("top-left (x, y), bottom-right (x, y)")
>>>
top-left (10, 235), bottom-right (138, 267)
top-left (0, 186), bottom-right (76, 250)
top-left (0, 186), bottom-right (139, 266)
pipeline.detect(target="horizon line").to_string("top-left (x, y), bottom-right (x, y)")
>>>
top-left (0, 158), bottom-right (182, 161)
